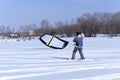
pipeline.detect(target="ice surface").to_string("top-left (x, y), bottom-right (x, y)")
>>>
top-left (0, 37), bottom-right (120, 80)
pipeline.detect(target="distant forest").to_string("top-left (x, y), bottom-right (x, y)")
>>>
top-left (1, 12), bottom-right (120, 38)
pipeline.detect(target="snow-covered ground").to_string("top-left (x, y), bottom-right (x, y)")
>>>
top-left (0, 37), bottom-right (120, 80)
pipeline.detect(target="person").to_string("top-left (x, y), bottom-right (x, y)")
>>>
top-left (71, 32), bottom-right (85, 60)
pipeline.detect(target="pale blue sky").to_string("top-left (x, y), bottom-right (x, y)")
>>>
top-left (0, 0), bottom-right (120, 28)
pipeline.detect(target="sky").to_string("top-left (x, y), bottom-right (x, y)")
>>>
top-left (0, 0), bottom-right (120, 28)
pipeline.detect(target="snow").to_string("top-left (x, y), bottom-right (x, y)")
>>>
top-left (0, 37), bottom-right (120, 80)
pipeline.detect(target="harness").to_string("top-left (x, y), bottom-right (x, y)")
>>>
top-left (75, 41), bottom-right (83, 48)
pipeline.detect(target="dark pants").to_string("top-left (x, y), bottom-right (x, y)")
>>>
top-left (71, 47), bottom-right (85, 59)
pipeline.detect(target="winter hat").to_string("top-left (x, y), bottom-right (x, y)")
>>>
top-left (76, 32), bottom-right (81, 36)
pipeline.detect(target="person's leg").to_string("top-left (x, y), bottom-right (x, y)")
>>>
top-left (71, 47), bottom-right (77, 59)
top-left (78, 48), bottom-right (85, 59)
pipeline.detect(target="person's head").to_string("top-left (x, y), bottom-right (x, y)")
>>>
top-left (76, 32), bottom-right (81, 36)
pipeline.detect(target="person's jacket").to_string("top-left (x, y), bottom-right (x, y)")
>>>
top-left (73, 33), bottom-right (84, 47)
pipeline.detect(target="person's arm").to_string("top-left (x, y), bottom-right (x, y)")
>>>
top-left (73, 37), bottom-right (77, 42)
top-left (81, 33), bottom-right (85, 38)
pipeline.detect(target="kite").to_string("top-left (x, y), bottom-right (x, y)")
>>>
top-left (39, 33), bottom-right (69, 49)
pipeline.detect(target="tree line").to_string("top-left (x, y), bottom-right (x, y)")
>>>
top-left (1, 12), bottom-right (120, 39)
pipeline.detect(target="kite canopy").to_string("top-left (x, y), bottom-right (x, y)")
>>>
top-left (39, 33), bottom-right (69, 49)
